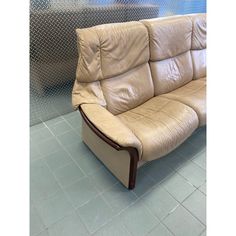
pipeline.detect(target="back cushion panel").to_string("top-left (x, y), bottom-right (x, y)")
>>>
top-left (97, 22), bottom-right (149, 79)
top-left (190, 13), bottom-right (206, 79)
top-left (191, 14), bottom-right (206, 50)
top-left (101, 63), bottom-right (154, 115)
top-left (76, 28), bottom-right (103, 82)
top-left (75, 21), bottom-right (149, 82)
top-left (141, 16), bottom-right (192, 61)
top-left (150, 51), bottom-right (193, 95)
top-left (191, 49), bottom-right (206, 79)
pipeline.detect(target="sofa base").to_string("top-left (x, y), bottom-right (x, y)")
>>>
top-left (81, 116), bottom-right (139, 189)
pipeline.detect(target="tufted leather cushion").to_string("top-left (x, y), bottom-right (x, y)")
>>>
top-left (118, 96), bottom-right (199, 161)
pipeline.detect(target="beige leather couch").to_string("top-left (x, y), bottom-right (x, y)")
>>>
top-left (72, 13), bottom-right (206, 189)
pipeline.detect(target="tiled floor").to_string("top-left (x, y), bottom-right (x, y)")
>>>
top-left (30, 111), bottom-right (206, 236)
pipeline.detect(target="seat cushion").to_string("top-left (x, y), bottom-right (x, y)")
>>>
top-left (117, 97), bottom-right (199, 161)
top-left (161, 79), bottom-right (206, 126)
top-left (199, 77), bottom-right (206, 82)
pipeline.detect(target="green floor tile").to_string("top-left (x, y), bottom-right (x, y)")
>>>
top-left (94, 216), bottom-right (132, 236)
top-left (102, 183), bottom-right (137, 214)
top-left (90, 167), bottom-right (118, 193)
top-left (65, 142), bottom-right (89, 161)
top-left (142, 186), bottom-right (179, 220)
top-left (35, 190), bottom-right (73, 227)
top-left (54, 162), bottom-right (84, 187)
top-left (36, 230), bottom-right (49, 236)
top-left (163, 205), bottom-right (205, 236)
top-left (162, 172), bottom-right (196, 202)
top-left (76, 153), bottom-right (103, 175)
top-left (161, 151), bottom-right (190, 170)
top-left (38, 138), bottom-right (62, 156)
top-left (132, 171), bottom-right (156, 197)
top-left (57, 130), bottom-right (81, 147)
top-left (77, 195), bottom-right (114, 233)
top-left (182, 190), bottom-right (206, 225)
top-left (192, 150), bottom-right (206, 170)
top-left (199, 182), bottom-right (206, 195)
top-left (177, 161), bottom-right (206, 188)
top-left (176, 141), bottom-right (201, 160)
top-left (142, 160), bottom-right (175, 184)
top-left (147, 223), bottom-right (173, 236)
top-left (120, 201), bottom-right (159, 236)
top-left (44, 149), bottom-right (73, 172)
top-left (47, 120), bottom-right (72, 136)
top-left (30, 160), bottom-right (61, 203)
top-left (64, 177), bottom-right (98, 208)
top-left (63, 112), bottom-right (82, 128)
top-left (48, 212), bottom-right (88, 236)
top-left (30, 206), bottom-right (45, 236)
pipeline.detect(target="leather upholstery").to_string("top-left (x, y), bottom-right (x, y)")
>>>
top-left (101, 63), bottom-right (154, 115)
top-left (149, 51), bottom-right (193, 95)
top-left (191, 13), bottom-right (206, 50)
top-left (72, 21), bottom-right (152, 114)
top-left (162, 79), bottom-right (206, 126)
top-left (118, 96), bottom-right (199, 161)
top-left (76, 21), bottom-right (149, 82)
top-left (81, 103), bottom-right (142, 158)
top-left (141, 16), bottom-right (193, 95)
top-left (191, 49), bottom-right (206, 79)
top-left (190, 13), bottom-right (206, 79)
top-left (141, 16), bottom-right (192, 61)
top-left (72, 80), bottom-right (106, 110)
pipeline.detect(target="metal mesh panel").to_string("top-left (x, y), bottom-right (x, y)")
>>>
top-left (30, 0), bottom-right (206, 126)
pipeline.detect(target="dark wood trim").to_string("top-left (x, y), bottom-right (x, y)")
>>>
top-left (78, 105), bottom-right (139, 189)
top-left (126, 147), bottom-right (139, 189)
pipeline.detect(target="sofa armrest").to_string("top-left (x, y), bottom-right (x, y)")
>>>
top-left (79, 104), bottom-right (142, 159)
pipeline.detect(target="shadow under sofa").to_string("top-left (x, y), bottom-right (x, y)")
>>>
top-left (72, 13), bottom-right (206, 189)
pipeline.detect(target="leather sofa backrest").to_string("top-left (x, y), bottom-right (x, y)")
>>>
top-left (72, 14), bottom-right (206, 112)
top-left (141, 16), bottom-right (193, 95)
top-left (73, 21), bottom-right (154, 114)
top-left (190, 14), bottom-right (206, 79)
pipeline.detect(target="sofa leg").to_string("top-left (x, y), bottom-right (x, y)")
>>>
top-left (126, 147), bottom-right (139, 190)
